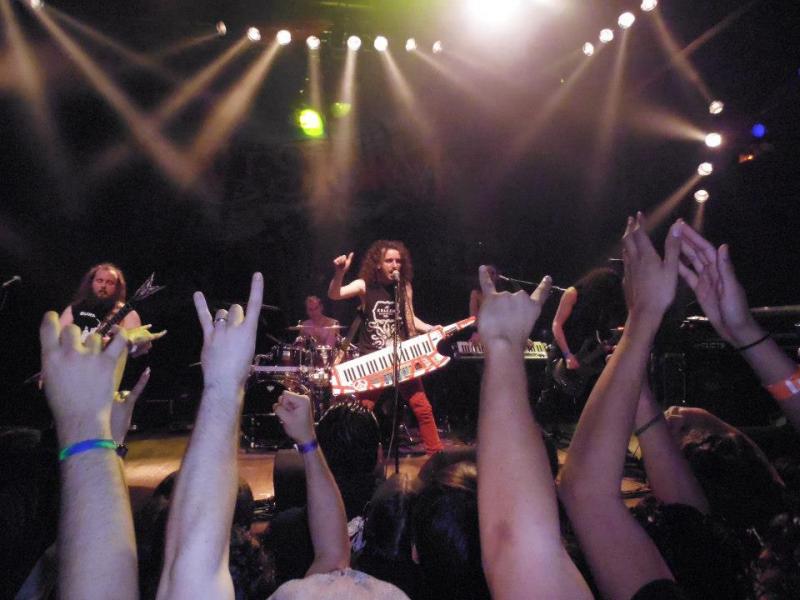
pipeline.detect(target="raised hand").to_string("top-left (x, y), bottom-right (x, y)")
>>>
top-left (126, 324), bottom-right (167, 357)
top-left (40, 315), bottom-right (129, 445)
top-left (677, 225), bottom-right (754, 345)
top-left (333, 252), bottom-right (354, 274)
top-left (111, 367), bottom-right (150, 442)
top-left (193, 273), bottom-right (264, 391)
top-left (477, 265), bottom-right (552, 350)
top-left (621, 213), bottom-right (681, 320)
top-left (274, 391), bottom-right (316, 444)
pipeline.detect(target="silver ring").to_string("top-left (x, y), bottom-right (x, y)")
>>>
top-left (214, 317), bottom-right (228, 324)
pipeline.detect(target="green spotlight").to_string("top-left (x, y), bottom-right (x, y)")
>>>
top-left (298, 108), bottom-right (325, 137)
top-left (331, 102), bottom-right (352, 118)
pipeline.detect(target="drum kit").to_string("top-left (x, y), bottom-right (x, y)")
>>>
top-left (241, 322), bottom-right (359, 449)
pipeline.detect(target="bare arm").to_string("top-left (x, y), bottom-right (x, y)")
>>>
top-left (274, 392), bottom-right (350, 576)
top-left (469, 289), bottom-right (481, 318)
top-left (678, 225), bottom-right (800, 429)
top-left (551, 287), bottom-right (578, 365)
top-left (633, 379), bottom-right (709, 512)
top-left (40, 315), bottom-right (137, 600)
top-left (157, 274), bottom-right (263, 600)
top-left (559, 215), bottom-right (682, 600)
top-left (477, 267), bottom-right (591, 600)
top-left (406, 284), bottom-right (433, 333)
top-left (328, 252), bottom-right (365, 300)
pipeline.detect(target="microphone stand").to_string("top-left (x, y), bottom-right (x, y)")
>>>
top-left (391, 273), bottom-right (402, 474)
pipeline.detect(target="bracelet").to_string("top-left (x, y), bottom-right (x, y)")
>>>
top-left (765, 366), bottom-right (800, 401)
top-left (634, 413), bottom-right (665, 438)
top-left (735, 332), bottom-right (770, 352)
top-left (59, 439), bottom-right (127, 461)
top-left (295, 439), bottom-right (319, 454)
top-left (563, 350), bottom-right (572, 358)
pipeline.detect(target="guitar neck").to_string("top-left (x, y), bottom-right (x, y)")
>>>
top-left (96, 303), bottom-right (133, 336)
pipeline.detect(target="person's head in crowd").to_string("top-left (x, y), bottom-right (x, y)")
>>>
top-left (411, 460), bottom-right (490, 600)
top-left (317, 401), bottom-right (381, 478)
top-left (753, 512), bottom-right (800, 600)
top-left (356, 474), bottom-right (423, 599)
top-left (632, 496), bottom-right (751, 600)
top-left (573, 266), bottom-right (627, 327)
top-left (683, 433), bottom-right (788, 533)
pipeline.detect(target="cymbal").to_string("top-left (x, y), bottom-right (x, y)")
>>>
top-left (287, 324), bottom-right (345, 331)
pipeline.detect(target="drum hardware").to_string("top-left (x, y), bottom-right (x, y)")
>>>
top-left (287, 324), bottom-right (346, 332)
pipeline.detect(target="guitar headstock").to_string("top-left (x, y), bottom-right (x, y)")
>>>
top-left (131, 272), bottom-right (166, 303)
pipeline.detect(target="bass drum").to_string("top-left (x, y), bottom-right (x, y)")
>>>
top-left (244, 377), bottom-right (308, 416)
top-left (241, 378), bottom-right (309, 451)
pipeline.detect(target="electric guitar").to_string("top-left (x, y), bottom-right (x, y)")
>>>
top-left (551, 328), bottom-right (623, 398)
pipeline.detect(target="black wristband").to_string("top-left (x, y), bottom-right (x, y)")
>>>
top-left (735, 332), bottom-right (770, 352)
top-left (634, 413), bottom-right (664, 438)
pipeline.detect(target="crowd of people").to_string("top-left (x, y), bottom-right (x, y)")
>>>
top-left (3, 216), bottom-right (800, 599)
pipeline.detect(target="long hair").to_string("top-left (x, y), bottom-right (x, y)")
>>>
top-left (357, 240), bottom-right (414, 285)
top-left (72, 263), bottom-right (127, 307)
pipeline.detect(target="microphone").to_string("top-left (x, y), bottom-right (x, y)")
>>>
top-left (497, 274), bottom-right (566, 292)
top-left (390, 270), bottom-right (400, 283)
top-left (2, 275), bottom-right (21, 288)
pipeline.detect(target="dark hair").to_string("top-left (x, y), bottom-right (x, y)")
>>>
top-left (683, 433), bottom-right (788, 533)
top-left (572, 267), bottom-right (626, 331)
top-left (632, 497), bottom-right (750, 600)
top-left (316, 401), bottom-right (381, 477)
top-left (754, 512), bottom-right (800, 599)
top-left (357, 240), bottom-right (414, 284)
top-left (412, 461), bottom-right (490, 600)
top-left (72, 262), bottom-right (127, 306)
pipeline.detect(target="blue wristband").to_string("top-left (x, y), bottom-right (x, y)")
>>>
top-left (295, 439), bottom-right (319, 455)
top-left (59, 438), bottom-right (127, 461)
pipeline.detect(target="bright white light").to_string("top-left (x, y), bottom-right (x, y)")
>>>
top-left (405, 38), bottom-right (417, 52)
top-left (709, 100), bottom-right (724, 115)
top-left (216, 21), bottom-right (227, 36)
top-left (599, 29), bottom-right (614, 43)
top-left (347, 35), bottom-right (362, 51)
top-left (694, 189), bottom-right (709, 203)
top-left (705, 132), bottom-right (722, 148)
top-left (582, 42), bottom-right (595, 56)
top-left (697, 162), bottom-right (713, 176)
top-left (247, 27), bottom-right (261, 42)
top-left (374, 36), bottom-right (388, 52)
top-left (641, 0), bottom-right (658, 11)
top-left (306, 36), bottom-right (320, 50)
top-left (432, 40), bottom-right (444, 54)
top-left (466, 0), bottom-right (523, 28)
top-left (276, 30), bottom-right (292, 45)
top-left (618, 12), bottom-right (636, 29)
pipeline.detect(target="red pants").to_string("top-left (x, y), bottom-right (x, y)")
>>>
top-left (358, 379), bottom-right (443, 455)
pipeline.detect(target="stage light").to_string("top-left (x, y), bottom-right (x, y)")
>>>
top-left (347, 35), bottom-right (362, 51)
top-left (331, 102), bottom-right (352, 118)
top-left (705, 132), bottom-right (722, 148)
top-left (641, 0), bottom-right (658, 11)
top-left (752, 123), bottom-right (767, 138)
top-left (29, 0), bottom-right (44, 9)
top-left (432, 40), bottom-right (444, 54)
top-left (709, 100), bottom-right (724, 115)
top-left (306, 36), bottom-right (320, 50)
top-left (215, 21), bottom-right (227, 36)
top-left (374, 36), bottom-right (388, 52)
top-left (694, 189), bottom-right (709, 203)
top-left (697, 162), bottom-right (713, 176)
top-left (599, 29), bottom-right (614, 44)
top-left (276, 30), bottom-right (292, 45)
top-left (582, 42), bottom-right (595, 56)
top-left (618, 12), bottom-right (636, 29)
top-left (405, 38), bottom-right (417, 52)
top-left (298, 108), bottom-right (325, 138)
top-left (247, 27), bottom-right (261, 42)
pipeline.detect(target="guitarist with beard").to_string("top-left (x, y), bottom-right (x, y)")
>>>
top-left (59, 263), bottom-right (163, 358)
top-left (538, 267), bottom-right (626, 428)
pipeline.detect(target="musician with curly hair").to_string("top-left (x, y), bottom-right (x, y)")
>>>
top-left (328, 240), bottom-right (444, 455)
